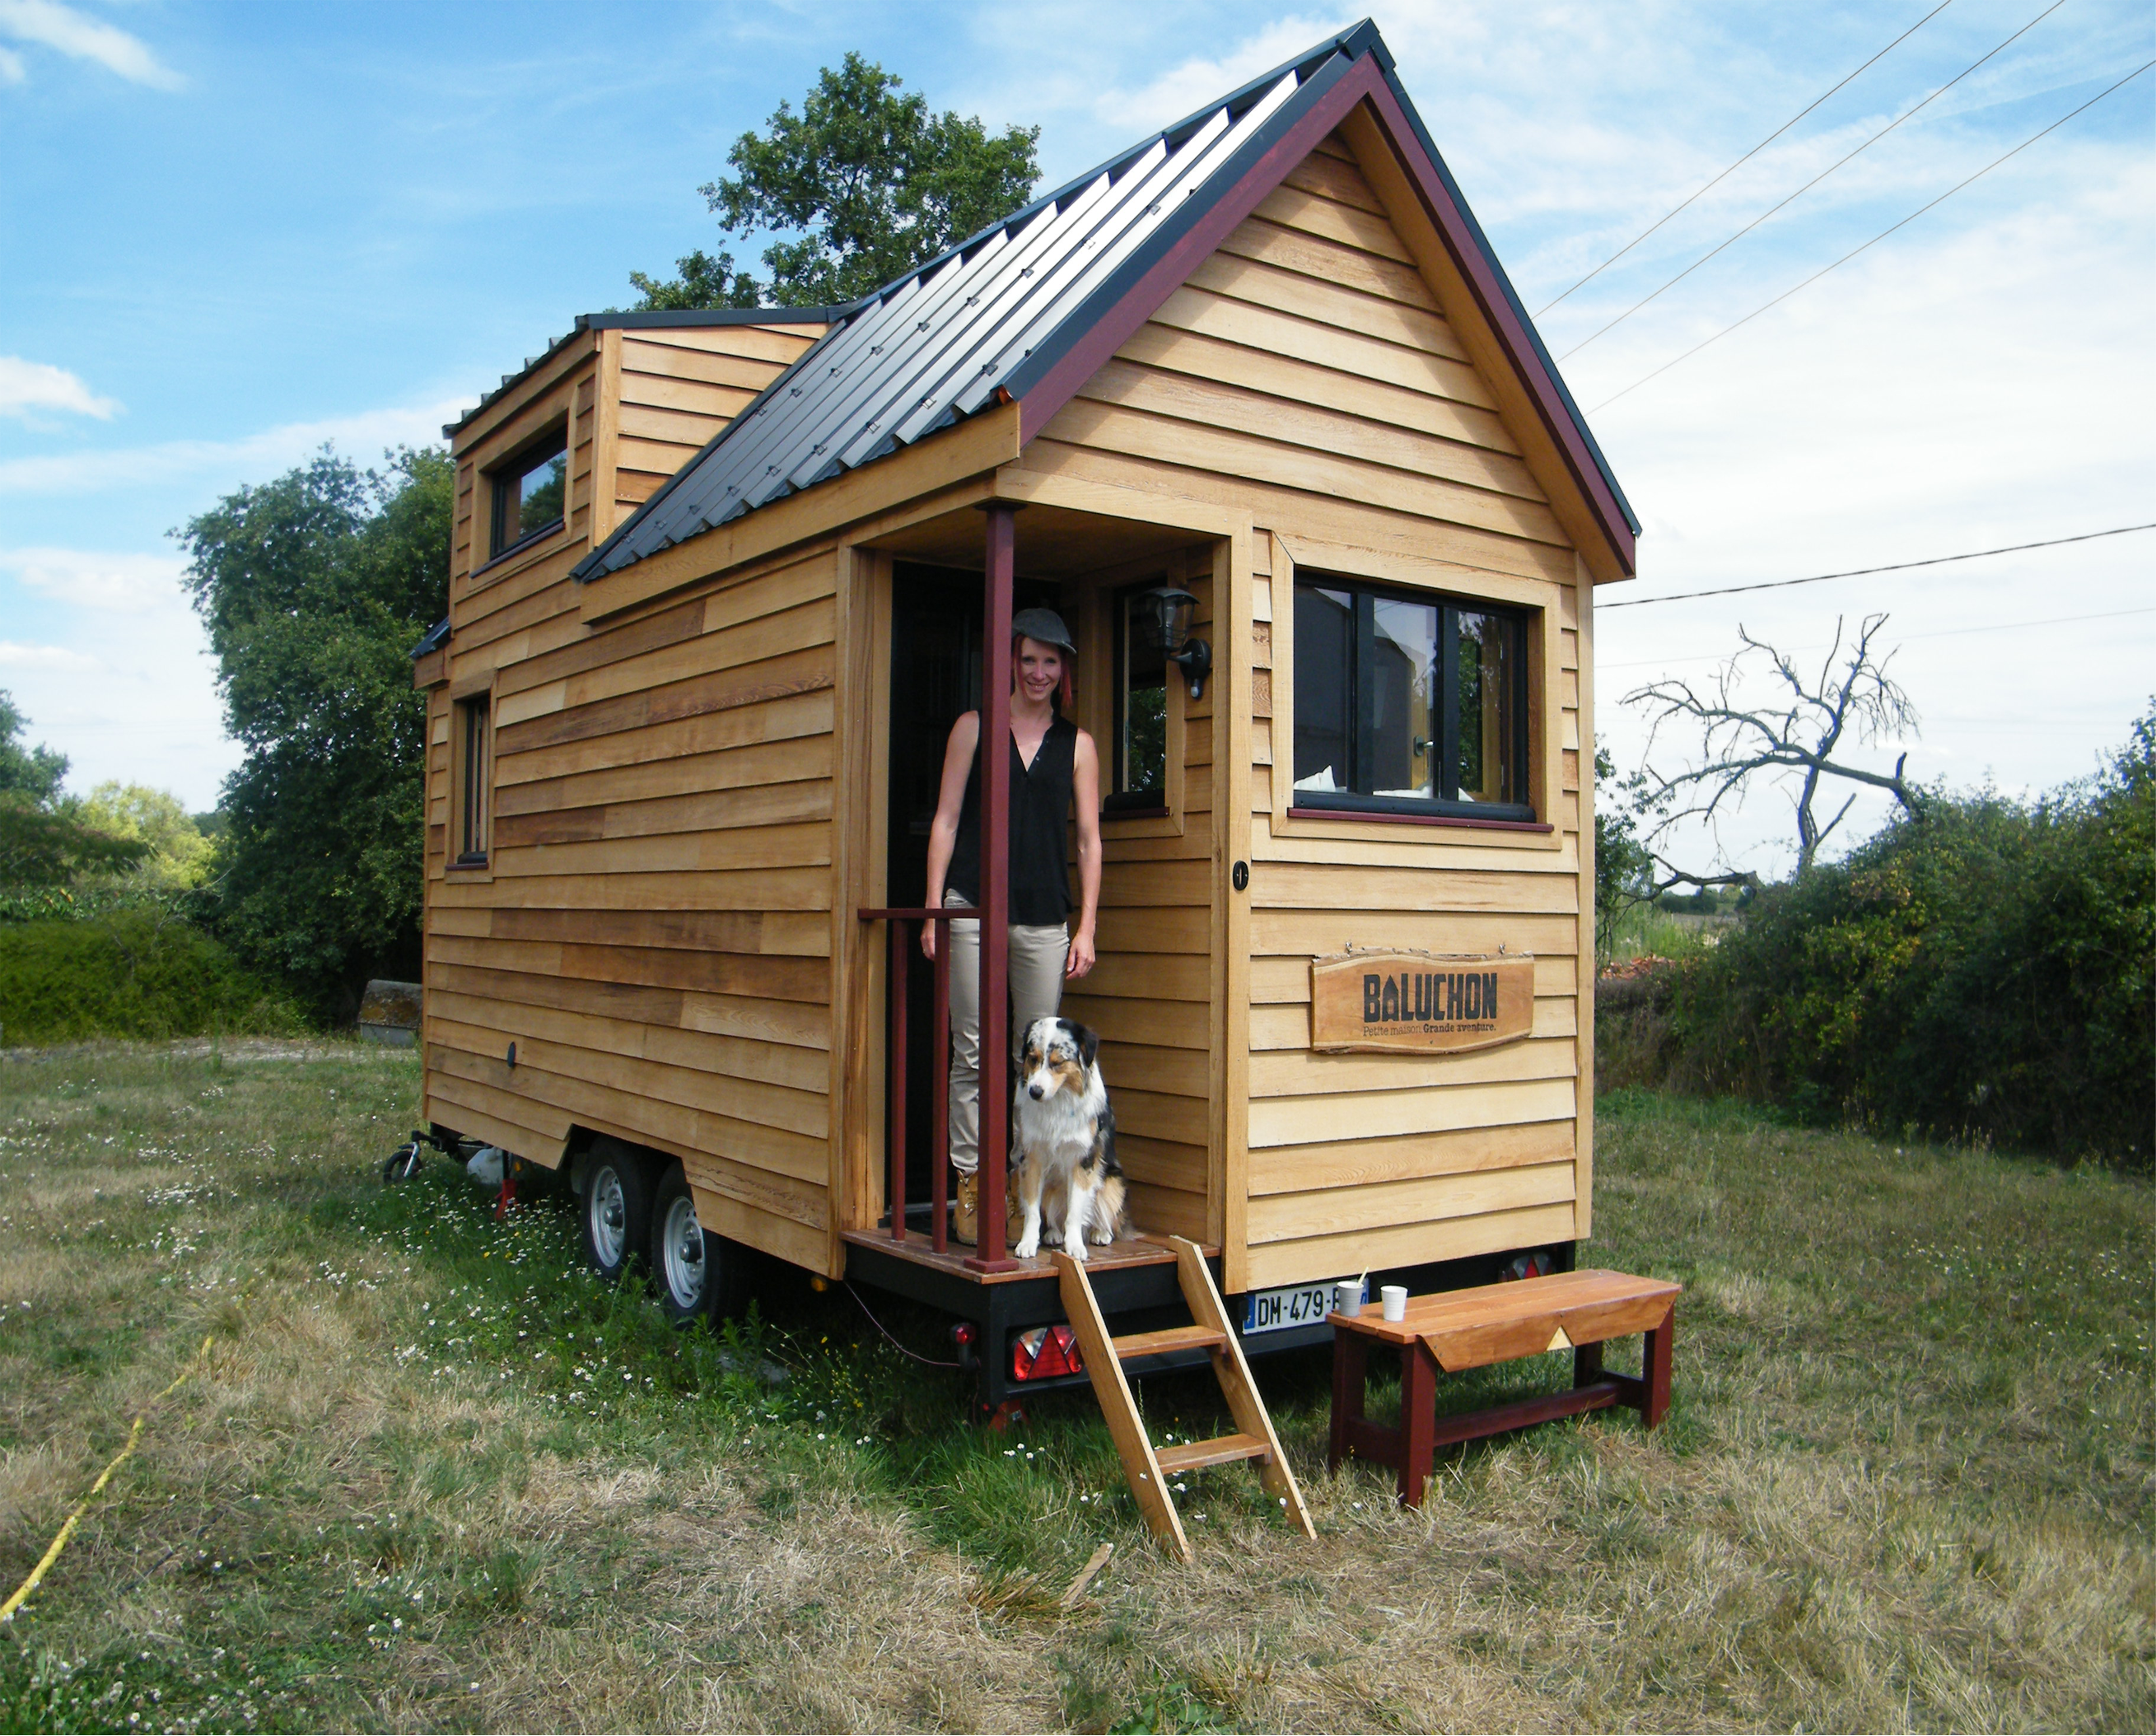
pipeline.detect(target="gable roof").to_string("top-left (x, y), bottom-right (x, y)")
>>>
top-left (576, 20), bottom-right (1637, 584)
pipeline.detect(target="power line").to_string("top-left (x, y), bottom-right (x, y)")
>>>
top-left (1556, 0), bottom-right (2065, 361)
top-left (1602, 524), bottom-right (2156, 609)
top-left (1903, 603), bottom-right (2156, 641)
top-left (1535, 0), bottom-right (1959, 316)
top-left (1588, 58), bottom-right (2156, 413)
top-left (1598, 603), bottom-right (2156, 671)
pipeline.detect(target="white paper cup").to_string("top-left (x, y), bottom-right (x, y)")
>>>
top-left (1333, 1281), bottom-right (1361, 1317)
top-left (1380, 1285), bottom-right (1408, 1323)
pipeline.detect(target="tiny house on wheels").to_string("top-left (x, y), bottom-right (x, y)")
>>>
top-left (413, 21), bottom-right (1639, 1412)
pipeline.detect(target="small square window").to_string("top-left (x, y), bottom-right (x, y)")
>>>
top-left (1292, 576), bottom-right (1530, 819)
top-left (452, 693), bottom-right (491, 865)
top-left (488, 427), bottom-right (567, 559)
top-left (1105, 581), bottom-right (1169, 813)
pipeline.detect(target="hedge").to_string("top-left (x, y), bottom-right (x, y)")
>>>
top-left (0, 911), bottom-right (306, 1046)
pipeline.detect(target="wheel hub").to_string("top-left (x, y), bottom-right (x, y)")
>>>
top-left (590, 1168), bottom-right (628, 1268)
top-left (661, 1194), bottom-right (706, 1309)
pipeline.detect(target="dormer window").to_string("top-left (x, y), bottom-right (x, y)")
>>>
top-left (488, 425), bottom-right (567, 560)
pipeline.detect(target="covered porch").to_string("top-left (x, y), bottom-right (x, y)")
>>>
top-left (842, 488), bottom-right (1242, 1274)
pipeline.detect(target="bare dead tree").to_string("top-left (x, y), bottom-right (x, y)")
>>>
top-left (1623, 613), bottom-right (1925, 880)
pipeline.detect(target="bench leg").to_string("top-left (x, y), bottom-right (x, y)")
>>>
top-left (1328, 1330), bottom-right (1368, 1474)
top-left (1398, 1342), bottom-right (1437, 1510)
top-left (1642, 1310), bottom-right (1673, 1429)
top-left (1574, 1341), bottom-right (1603, 1389)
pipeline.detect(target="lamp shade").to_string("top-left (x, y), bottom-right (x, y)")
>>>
top-left (1134, 586), bottom-right (1198, 654)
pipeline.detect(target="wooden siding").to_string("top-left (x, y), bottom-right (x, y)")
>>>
top-left (612, 323), bottom-right (822, 520)
top-left (424, 319), bottom-right (836, 1272)
top-left (1061, 544), bottom-right (1220, 1246)
top-left (1024, 131), bottom-right (1591, 1292)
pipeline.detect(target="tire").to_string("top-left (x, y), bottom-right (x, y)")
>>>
top-left (651, 1161), bottom-right (738, 1326)
top-left (581, 1138), bottom-right (653, 1284)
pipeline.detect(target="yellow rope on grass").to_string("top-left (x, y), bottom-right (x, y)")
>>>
top-left (0, 1334), bottom-right (212, 1623)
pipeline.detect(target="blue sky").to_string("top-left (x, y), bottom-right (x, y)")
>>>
top-left (2, 0), bottom-right (2150, 875)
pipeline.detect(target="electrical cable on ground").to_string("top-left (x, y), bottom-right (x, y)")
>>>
top-left (2, 1335), bottom-right (212, 1623)
top-left (1603, 524), bottom-right (2156, 609)
top-left (1557, 0), bottom-right (2065, 359)
top-left (1536, 0), bottom-right (1959, 315)
top-left (1587, 58), bottom-right (2156, 413)
top-left (843, 1281), bottom-right (963, 1367)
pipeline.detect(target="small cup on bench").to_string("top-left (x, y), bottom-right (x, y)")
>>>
top-left (1380, 1285), bottom-right (1407, 1323)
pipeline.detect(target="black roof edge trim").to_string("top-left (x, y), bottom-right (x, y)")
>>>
top-left (573, 306), bottom-right (857, 333)
top-left (997, 44), bottom-right (1358, 407)
top-left (410, 617), bottom-right (450, 660)
top-left (1369, 60), bottom-right (1639, 537)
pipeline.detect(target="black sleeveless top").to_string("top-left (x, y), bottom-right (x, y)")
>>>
top-left (949, 714), bottom-right (1077, 926)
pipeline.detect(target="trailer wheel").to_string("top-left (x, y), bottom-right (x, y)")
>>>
top-left (651, 1161), bottom-right (737, 1325)
top-left (581, 1139), bottom-right (651, 1283)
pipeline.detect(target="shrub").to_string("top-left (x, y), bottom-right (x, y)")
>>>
top-left (1657, 707), bottom-right (2154, 1166)
top-left (0, 911), bottom-right (308, 1046)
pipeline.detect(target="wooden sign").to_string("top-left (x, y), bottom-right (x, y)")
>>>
top-left (1310, 950), bottom-right (1533, 1053)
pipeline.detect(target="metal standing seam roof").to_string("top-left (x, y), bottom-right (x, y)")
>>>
top-left (574, 19), bottom-right (1638, 586)
top-left (441, 306), bottom-right (858, 442)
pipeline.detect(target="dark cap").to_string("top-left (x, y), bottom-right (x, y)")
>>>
top-left (1010, 606), bottom-right (1076, 656)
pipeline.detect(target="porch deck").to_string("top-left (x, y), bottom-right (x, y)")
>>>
top-left (842, 1226), bottom-right (1202, 1287)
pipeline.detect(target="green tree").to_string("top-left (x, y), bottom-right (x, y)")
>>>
top-left (632, 52), bottom-right (1039, 310)
top-left (1593, 744), bottom-right (1654, 957)
top-left (80, 783), bottom-right (214, 888)
top-left (0, 694), bottom-right (149, 912)
top-left (0, 690), bottom-right (68, 806)
top-left (177, 446), bottom-right (450, 1017)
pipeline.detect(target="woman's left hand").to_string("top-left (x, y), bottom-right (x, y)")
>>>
top-left (1066, 926), bottom-right (1096, 979)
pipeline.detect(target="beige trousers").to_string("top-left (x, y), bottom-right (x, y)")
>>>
top-left (943, 891), bottom-right (1069, 1177)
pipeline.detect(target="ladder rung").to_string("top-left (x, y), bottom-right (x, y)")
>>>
top-left (1111, 1324), bottom-right (1227, 1360)
top-left (1155, 1432), bottom-right (1271, 1474)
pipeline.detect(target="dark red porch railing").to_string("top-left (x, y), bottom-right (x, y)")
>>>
top-left (857, 907), bottom-right (953, 1255)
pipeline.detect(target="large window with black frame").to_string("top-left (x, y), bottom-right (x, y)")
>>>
top-left (488, 425), bottom-right (567, 561)
top-left (1106, 580), bottom-right (1170, 813)
top-left (1291, 576), bottom-right (1531, 820)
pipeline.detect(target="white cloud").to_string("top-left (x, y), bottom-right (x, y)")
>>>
top-left (0, 0), bottom-right (180, 89)
top-left (1, 546), bottom-right (189, 614)
top-left (1091, 12), bottom-right (1357, 132)
top-left (0, 642), bottom-right (100, 670)
top-left (0, 356), bottom-right (120, 421)
top-left (0, 42), bottom-right (25, 82)
top-left (0, 397), bottom-right (467, 496)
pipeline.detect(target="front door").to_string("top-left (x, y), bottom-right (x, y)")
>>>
top-left (884, 561), bottom-right (1060, 1219)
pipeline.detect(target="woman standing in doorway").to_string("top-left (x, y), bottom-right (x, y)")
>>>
top-left (922, 607), bottom-right (1101, 1244)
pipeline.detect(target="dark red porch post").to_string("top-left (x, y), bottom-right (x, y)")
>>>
top-left (968, 502), bottom-right (1019, 1272)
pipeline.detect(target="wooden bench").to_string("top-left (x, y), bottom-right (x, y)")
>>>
top-left (1328, 1268), bottom-right (1680, 1508)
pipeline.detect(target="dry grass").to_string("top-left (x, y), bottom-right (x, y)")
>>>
top-left (0, 1046), bottom-right (2149, 1732)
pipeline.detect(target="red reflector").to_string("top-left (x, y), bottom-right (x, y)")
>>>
top-left (1011, 1324), bottom-right (1085, 1381)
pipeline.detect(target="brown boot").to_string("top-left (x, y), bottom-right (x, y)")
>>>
top-left (952, 1172), bottom-right (978, 1245)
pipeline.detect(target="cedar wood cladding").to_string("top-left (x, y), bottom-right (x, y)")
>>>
top-left (420, 26), bottom-right (1626, 1292)
top-left (1034, 133), bottom-right (1592, 1291)
top-left (424, 316), bottom-right (839, 1275)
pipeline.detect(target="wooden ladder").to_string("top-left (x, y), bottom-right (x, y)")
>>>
top-left (1054, 1235), bottom-right (1315, 1564)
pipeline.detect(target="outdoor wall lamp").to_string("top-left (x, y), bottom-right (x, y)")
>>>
top-left (1136, 585), bottom-right (1211, 699)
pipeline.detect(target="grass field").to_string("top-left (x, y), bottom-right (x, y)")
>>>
top-left (0, 1044), bottom-right (2149, 1732)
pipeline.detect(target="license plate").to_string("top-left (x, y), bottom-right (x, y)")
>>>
top-left (1243, 1277), bottom-right (1364, 1336)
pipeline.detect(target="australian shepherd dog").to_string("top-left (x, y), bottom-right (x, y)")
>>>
top-left (1009, 1016), bottom-right (1130, 1262)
